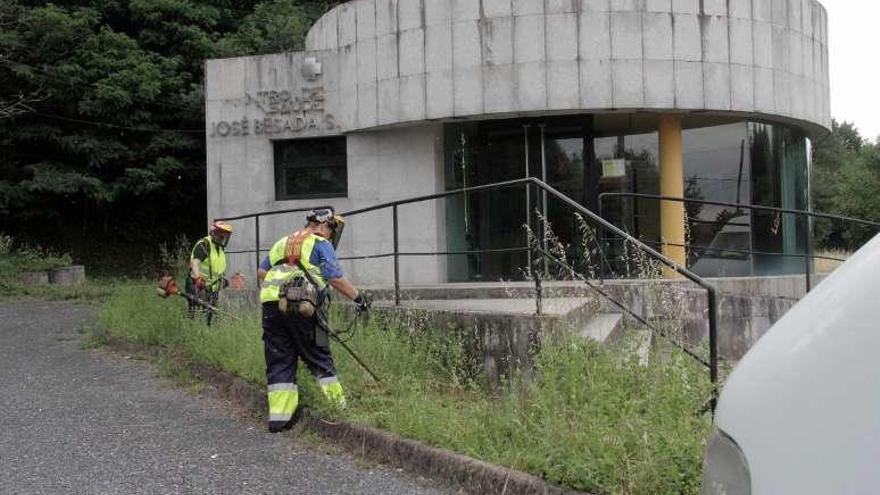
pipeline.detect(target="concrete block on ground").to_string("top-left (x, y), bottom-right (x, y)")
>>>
top-left (48, 266), bottom-right (85, 286)
top-left (18, 271), bottom-right (49, 286)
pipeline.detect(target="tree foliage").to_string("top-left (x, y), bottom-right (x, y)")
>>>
top-left (812, 120), bottom-right (880, 251)
top-left (0, 0), bottom-right (333, 272)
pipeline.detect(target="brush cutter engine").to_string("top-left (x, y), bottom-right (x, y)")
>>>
top-left (278, 276), bottom-right (319, 318)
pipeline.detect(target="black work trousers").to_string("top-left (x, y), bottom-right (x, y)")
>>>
top-left (261, 303), bottom-right (337, 387)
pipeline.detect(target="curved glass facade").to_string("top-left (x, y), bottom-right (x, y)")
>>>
top-left (444, 118), bottom-right (811, 281)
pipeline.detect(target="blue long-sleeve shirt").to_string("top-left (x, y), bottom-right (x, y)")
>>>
top-left (260, 239), bottom-right (344, 280)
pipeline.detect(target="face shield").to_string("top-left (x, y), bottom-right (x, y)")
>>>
top-left (211, 230), bottom-right (231, 248)
top-left (328, 215), bottom-right (345, 249)
top-left (210, 221), bottom-right (233, 248)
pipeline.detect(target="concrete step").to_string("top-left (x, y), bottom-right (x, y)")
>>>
top-left (579, 313), bottom-right (624, 344)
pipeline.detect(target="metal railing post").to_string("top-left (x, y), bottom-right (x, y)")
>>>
top-left (254, 215), bottom-right (261, 269)
top-left (254, 215), bottom-right (261, 288)
top-left (707, 286), bottom-right (719, 411)
top-left (804, 215), bottom-right (812, 293)
top-left (393, 205), bottom-right (400, 306)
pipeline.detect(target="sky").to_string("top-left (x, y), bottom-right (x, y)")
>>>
top-left (823, 0), bottom-right (880, 141)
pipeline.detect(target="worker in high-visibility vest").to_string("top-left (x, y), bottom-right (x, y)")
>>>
top-left (187, 220), bottom-right (233, 326)
top-left (259, 208), bottom-right (371, 433)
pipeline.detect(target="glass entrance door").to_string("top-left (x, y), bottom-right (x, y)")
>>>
top-left (445, 117), bottom-right (593, 281)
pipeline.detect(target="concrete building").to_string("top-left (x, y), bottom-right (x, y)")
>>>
top-left (206, 0), bottom-right (830, 286)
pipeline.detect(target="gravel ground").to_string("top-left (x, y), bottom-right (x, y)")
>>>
top-left (0, 300), bottom-right (451, 495)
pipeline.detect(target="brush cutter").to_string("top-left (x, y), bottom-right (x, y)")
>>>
top-left (155, 275), bottom-right (381, 382)
top-left (156, 275), bottom-right (243, 322)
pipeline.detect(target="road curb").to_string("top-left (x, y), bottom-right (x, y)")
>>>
top-left (105, 337), bottom-right (589, 495)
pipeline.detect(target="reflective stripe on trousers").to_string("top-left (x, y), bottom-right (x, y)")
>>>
top-left (267, 383), bottom-right (298, 423)
top-left (318, 376), bottom-right (346, 408)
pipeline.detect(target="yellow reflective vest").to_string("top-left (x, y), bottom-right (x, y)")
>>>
top-left (191, 236), bottom-right (227, 292)
top-left (260, 232), bottom-right (328, 304)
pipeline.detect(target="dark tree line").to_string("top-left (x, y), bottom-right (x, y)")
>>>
top-left (812, 121), bottom-right (880, 252)
top-left (0, 0), bottom-right (340, 273)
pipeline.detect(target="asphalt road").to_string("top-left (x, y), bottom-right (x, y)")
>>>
top-left (0, 300), bottom-right (450, 495)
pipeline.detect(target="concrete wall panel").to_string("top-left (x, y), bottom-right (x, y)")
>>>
top-left (287, 0), bottom-right (830, 131)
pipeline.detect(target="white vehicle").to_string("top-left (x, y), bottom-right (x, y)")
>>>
top-left (702, 234), bottom-right (880, 494)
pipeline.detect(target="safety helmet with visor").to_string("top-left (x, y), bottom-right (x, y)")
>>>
top-left (306, 208), bottom-right (346, 249)
top-left (209, 220), bottom-right (234, 248)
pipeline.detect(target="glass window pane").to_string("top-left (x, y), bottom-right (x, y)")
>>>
top-left (273, 137), bottom-right (347, 200)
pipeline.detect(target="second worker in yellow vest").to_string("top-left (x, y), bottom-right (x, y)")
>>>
top-left (187, 220), bottom-right (233, 326)
top-left (258, 208), bottom-right (372, 434)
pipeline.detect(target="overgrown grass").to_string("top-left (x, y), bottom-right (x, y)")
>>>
top-left (100, 286), bottom-right (712, 494)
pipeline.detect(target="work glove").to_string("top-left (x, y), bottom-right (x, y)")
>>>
top-left (353, 291), bottom-right (373, 312)
top-left (193, 276), bottom-right (205, 290)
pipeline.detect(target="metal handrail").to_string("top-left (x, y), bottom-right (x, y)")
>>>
top-left (218, 178), bottom-right (721, 400)
top-left (598, 192), bottom-right (880, 293)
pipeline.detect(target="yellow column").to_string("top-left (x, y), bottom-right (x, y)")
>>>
top-left (658, 114), bottom-right (686, 277)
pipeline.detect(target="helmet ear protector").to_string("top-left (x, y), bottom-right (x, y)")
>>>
top-left (210, 221), bottom-right (234, 248)
top-left (306, 208), bottom-right (345, 249)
